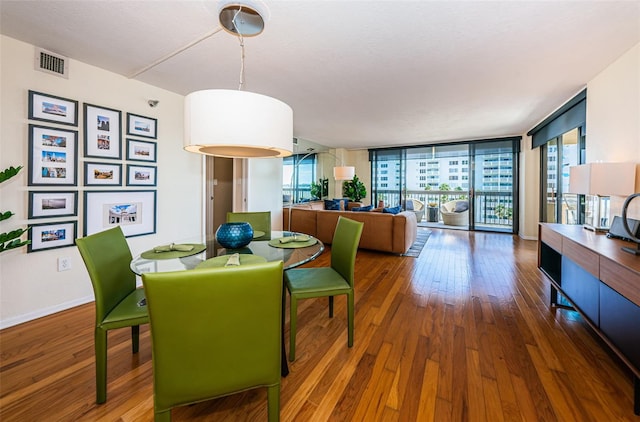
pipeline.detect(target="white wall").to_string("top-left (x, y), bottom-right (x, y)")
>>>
top-left (587, 43), bottom-right (640, 163)
top-left (246, 158), bottom-right (284, 230)
top-left (586, 42), bottom-right (640, 218)
top-left (0, 36), bottom-right (203, 328)
top-left (518, 42), bottom-right (640, 238)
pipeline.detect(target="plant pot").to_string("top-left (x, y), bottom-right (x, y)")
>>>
top-left (427, 207), bottom-right (439, 222)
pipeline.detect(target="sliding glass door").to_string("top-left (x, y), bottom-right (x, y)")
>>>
top-left (470, 140), bottom-right (518, 232)
top-left (540, 128), bottom-right (583, 224)
top-left (370, 138), bottom-right (519, 233)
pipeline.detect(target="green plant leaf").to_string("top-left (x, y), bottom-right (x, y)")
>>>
top-left (0, 166), bottom-right (23, 183)
top-left (0, 238), bottom-right (31, 252)
top-left (0, 210), bottom-right (14, 221)
top-left (0, 227), bottom-right (30, 244)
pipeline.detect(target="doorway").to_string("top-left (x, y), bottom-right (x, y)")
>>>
top-left (205, 156), bottom-right (234, 239)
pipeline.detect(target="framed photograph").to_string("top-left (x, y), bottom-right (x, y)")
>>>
top-left (84, 190), bottom-right (156, 237)
top-left (126, 164), bottom-right (156, 186)
top-left (126, 113), bottom-right (157, 139)
top-left (84, 103), bottom-right (122, 159)
top-left (126, 138), bottom-right (157, 162)
top-left (28, 191), bottom-right (78, 219)
top-left (28, 220), bottom-right (77, 253)
top-left (84, 162), bottom-right (122, 186)
top-left (28, 124), bottom-right (78, 186)
top-left (28, 90), bottom-right (78, 126)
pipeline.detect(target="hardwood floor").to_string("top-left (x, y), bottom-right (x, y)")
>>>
top-left (1, 229), bottom-right (637, 421)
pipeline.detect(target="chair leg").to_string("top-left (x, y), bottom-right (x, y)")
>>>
top-left (267, 384), bottom-right (280, 422)
top-left (347, 291), bottom-right (354, 348)
top-left (131, 325), bottom-right (140, 353)
top-left (95, 327), bottom-right (108, 404)
top-left (289, 295), bottom-right (297, 362)
top-left (328, 296), bottom-right (334, 318)
top-left (154, 409), bottom-right (171, 422)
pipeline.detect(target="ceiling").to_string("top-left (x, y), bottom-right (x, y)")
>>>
top-left (1, 1), bottom-right (639, 151)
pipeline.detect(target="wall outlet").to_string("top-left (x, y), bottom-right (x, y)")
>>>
top-left (58, 257), bottom-right (71, 272)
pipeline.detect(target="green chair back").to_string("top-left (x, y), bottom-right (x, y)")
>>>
top-left (331, 216), bottom-right (364, 287)
top-left (76, 225), bottom-right (148, 404)
top-left (227, 211), bottom-right (271, 240)
top-left (76, 226), bottom-right (136, 326)
top-left (142, 261), bottom-right (283, 421)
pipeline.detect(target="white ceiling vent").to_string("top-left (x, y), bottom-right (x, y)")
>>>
top-left (34, 48), bottom-right (69, 78)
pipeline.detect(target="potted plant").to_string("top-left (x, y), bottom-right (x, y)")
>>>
top-left (1, 166), bottom-right (30, 253)
top-left (343, 174), bottom-right (367, 202)
top-left (310, 178), bottom-right (328, 200)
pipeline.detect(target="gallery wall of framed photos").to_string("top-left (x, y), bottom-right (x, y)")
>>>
top-left (26, 89), bottom-right (158, 252)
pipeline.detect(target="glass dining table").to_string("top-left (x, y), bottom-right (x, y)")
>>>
top-left (130, 230), bottom-right (323, 275)
top-left (129, 230), bottom-right (324, 377)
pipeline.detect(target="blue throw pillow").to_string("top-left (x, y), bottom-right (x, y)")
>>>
top-left (324, 199), bottom-right (340, 210)
top-left (352, 205), bottom-right (373, 212)
top-left (454, 201), bottom-right (469, 213)
top-left (332, 198), bottom-right (349, 210)
top-left (403, 200), bottom-right (414, 211)
top-left (382, 205), bottom-right (402, 214)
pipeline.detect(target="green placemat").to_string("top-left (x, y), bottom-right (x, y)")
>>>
top-left (140, 243), bottom-right (206, 260)
top-left (268, 237), bottom-right (318, 249)
top-left (195, 254), bottom-right (267, 269)
top-left (253, 230), bottom-right (266, 239)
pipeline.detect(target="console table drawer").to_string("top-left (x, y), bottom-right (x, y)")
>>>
top-left (600, 256), bottom-right (640, 308)
top-left (562, 238), bottom-right (599, 278)
top-left (540, 225), bottom-right (562, 253)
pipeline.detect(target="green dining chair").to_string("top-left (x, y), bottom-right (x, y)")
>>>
top-left (142, 261), bottom-right (284, 422)
top-left (284, 216), bottom-right (364, 361)
top-left (75, 226), bottom-right (149, 404)
top-left (227, 211), bottom-right (271, 240)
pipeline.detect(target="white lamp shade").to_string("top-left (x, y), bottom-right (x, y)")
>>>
top-left (333, 166), bottom-right (355, 181)
top-left (568, 165), bottom-right (590, 194)
top-left (184, 89), bottom-right (293, 158)
top-left (568, 162), bottom-right (636, 196)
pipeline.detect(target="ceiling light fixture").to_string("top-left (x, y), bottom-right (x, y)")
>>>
top-left (183, 2), bottom-right (293, 158)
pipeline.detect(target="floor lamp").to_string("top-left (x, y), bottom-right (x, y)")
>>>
top-left (286, 148), bottom-right (354, 231)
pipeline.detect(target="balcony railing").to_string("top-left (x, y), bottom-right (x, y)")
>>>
top-left (375, 190), bottom-right (513, 229)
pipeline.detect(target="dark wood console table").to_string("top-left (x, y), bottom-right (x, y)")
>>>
top-left (538, 223), bottom-right (640, 415)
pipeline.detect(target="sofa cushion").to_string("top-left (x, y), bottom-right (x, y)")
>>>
top-left (382, 205), bottom-right (402, 214)
top-left (454, 201), bottom-right (469, 213)
top-left (324, 199), bottom-right (340, 210)
top-left (352, 205), bottom-right (373, 212)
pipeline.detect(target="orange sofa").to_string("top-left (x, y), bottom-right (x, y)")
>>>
top-left (283, 206), bottom-right (418, 254)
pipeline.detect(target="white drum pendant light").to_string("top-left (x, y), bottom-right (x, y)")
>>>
top-left (183, 2), bottom-right (293, 158)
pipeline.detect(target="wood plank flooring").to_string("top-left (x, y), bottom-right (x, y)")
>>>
top-left (1, 229), bottom-right (637, 421)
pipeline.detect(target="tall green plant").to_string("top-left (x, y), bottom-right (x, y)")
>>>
top-left (343, 174), bottom-right (367, 202)
top-left (1, 166), bottom-right (30, 253)
top-left (310, 178), bottom-right (328, 199)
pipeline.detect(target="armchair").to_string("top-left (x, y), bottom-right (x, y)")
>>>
top-left (440, 200), bottom-right (469, 226)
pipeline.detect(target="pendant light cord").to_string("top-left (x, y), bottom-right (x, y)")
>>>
top-left (232, 7), bottom-right (246, 91)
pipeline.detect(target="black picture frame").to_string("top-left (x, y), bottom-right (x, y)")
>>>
top-left (126, 138), bottom-right (157, 162)
top-left (28, 124), bottom-right (78, 186)
top-left (28, 90), bottom-right (78, 126)
top-left (27, 220), bottom-right (77, 253)
top-left (84, 161), bottom-right (123, 186)
top-left (126, 164), bottom-right (157, 186)
top-left (28, 191), bottom-right (78, 219)
top-left (84, 190), bottom-right (157, 237)
top-left (84, 103), bottom-right (122, 159)
top-left (126, 113), bottom-right (157, 139)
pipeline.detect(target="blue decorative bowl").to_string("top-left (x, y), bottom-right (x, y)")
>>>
top-left (215, 222), bottom-right (254, 249)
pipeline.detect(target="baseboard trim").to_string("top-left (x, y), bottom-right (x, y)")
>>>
top-left (0, 295), bottom-right (94, 330)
